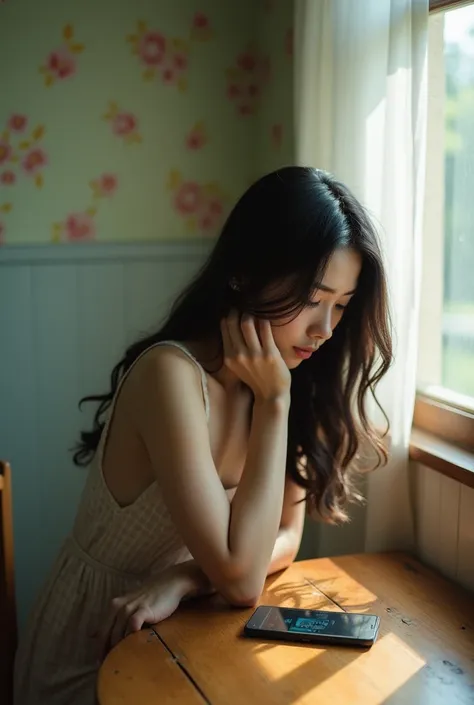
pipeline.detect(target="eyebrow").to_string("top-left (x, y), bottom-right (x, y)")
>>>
top-left (317, 284), bottom-right (357, 296)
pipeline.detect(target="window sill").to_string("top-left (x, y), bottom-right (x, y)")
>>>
top-left (409, 428), bottom-right (474, 489)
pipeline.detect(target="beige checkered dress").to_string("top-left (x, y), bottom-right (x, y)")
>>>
top-left (14, 342), bottom-right (208, 705)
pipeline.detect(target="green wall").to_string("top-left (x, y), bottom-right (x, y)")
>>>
top-left (0, 0), bottom-right (294, 245)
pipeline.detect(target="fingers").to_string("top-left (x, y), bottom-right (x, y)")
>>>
top-left (226, 310), bottom-right (246, 352)
top-left (124, 607), bottom-right (149, 638)
top-left (240, 314), bottom-right (261, 353)
top-left (222, 310), bottom-right (262, 354)
top-left (258, 318), bottom-right (277, 353)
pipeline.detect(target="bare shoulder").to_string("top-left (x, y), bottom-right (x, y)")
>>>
top-left (125, 343), bottom-right (206, 422)
top-left (133, 343), bottom-right (201, 379)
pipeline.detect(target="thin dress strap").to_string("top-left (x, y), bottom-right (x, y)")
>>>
top-left (155, 341), bottom-right (210, 419)
top-left (96, 340), bottom-right (210, 468)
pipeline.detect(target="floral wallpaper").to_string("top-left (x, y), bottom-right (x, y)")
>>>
top-left (0, 0), bottom-right (294, 245)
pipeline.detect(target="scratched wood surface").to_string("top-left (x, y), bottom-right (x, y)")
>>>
top-left (99, 552), bottom-right (474, 705)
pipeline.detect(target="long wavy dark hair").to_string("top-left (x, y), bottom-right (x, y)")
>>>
top-left (74, 166), bottom-right (392, 524)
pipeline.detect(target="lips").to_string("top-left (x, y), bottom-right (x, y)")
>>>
top-left (293, 346), bottom-right (316, 360)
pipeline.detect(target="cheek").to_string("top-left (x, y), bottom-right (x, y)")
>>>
top-left (270, 318), bottom-right (301, 348)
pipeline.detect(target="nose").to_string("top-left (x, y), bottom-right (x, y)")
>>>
top-left (307, 308), bottom-right (333, 342)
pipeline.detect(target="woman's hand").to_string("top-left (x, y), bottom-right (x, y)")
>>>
top-left (98, 567), bottom-right (189, 656)
top-left (221, 311), bottom-right (291, 402)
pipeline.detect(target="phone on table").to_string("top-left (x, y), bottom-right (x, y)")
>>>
top-left (243, 605), bottom-right (380, 647)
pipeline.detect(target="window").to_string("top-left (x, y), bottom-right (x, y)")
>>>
top-left (415, 0), bottom-right (474, 454)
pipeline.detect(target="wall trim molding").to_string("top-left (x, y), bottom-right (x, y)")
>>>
top-left (0, 241), bottom-right (214, 266)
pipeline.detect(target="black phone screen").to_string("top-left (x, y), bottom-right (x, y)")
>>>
top-left (244, 606), bottom-right (380, 644)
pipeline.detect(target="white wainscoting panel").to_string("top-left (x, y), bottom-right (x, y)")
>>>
top-left (0, 242), bottom-right (211, 629)
top-left (414, 462), bottom-right (473, 592)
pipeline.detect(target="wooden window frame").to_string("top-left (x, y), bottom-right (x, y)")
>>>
top-left (412, 0), bottom-right (474, 489)
top-left (413, 394), bottom-right (474, 453)
top-left (430, 0), bottom-right (474, 13)
top-left (411, 394), bottom-right (474, 486)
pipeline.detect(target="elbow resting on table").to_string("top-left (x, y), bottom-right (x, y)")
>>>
top-left (217, 568), bottom-right (266, 608)
top-left (221, 585), bottom-right (262, 608)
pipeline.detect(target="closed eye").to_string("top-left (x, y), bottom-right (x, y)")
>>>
top-left (306, 301), bottom-right (348, 310)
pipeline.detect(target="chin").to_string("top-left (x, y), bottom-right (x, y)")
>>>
top-left (285, 357), bottom-right (303, 370)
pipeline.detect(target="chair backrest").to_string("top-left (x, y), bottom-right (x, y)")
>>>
top-left (0, 460), bottom-right (17, 704)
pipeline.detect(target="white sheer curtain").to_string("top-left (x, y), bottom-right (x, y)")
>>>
top-left (294, 0), bottom-right (429, 551)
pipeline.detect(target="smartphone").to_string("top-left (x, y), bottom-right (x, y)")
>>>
top-left (243, 605), bottom-right (380, 647)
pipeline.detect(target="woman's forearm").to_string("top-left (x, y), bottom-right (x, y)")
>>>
top-left (226, 396), bottom-right (290, 600)
top-left (175, 526), bottom-right (299, 603)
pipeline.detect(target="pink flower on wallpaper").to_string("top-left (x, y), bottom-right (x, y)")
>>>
top-left (198, 196), bottom-right (224, 232)
top-left (22, 148), bottom-right (47, 175)
top-left (193, 12), bottom-right (210, 30)
top-left (8, 114), bottom-right (27, 132)
top-left (104, 103), bottom-right (142, 145)
top-left (239, 104), bottom-right (255, 116)
top-left (47, 46), bottom-right (76, 80)
top-left (161, 64), bottom-right (176, 85)
top-left (186, 121), bottom-right (207, 150)
top-left (65, 212), bottom-right (96, 242)
top-left (40, 25), bottom-right (84, 87)
top-left (190, 12), bottom-right (213, 41)
top-left (90, 172), bottom-right (119, 199)
top-left (0, 142), bottom-right (12, 165)
top-left (174, 182), bottom-right (202, 215)
top-left (227, 84), bottom-right (240, 100)
top-left (100, 175), bottom-right (117, 195)
top-left (198, 214), bottom-right (214, 231)
top-left (207, 198), bottom-right (223, 217)
top-left (271, 123), bottom-right (283, 148)
top-left (173, 52), bottom-right (188, 73)
top-left (247, 83), bottom-right (260, 98)
top-left (139, 31), bottom-right (166, 66)
top-left (128, 22), bottom-right (191, 91)
top-left (0, 170), bottom-right (16, 185)
top-left (238, 51), bottom-right (257, 73)
top-left (98, 173), bottom-right (118, 196)
top-left (167, 170), bottom-right (227, 236)
top-left (226, 48), bottom-right (270, 116)
top-left (113, 112), bottom-right (137, 136)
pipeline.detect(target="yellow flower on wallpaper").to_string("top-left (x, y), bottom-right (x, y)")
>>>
top-left (51, 174), bottom-right (118, 243)
top-left (0, 203), bottom-right (12, 246)
top-left (166, 169), bottom-right (227, 236)
top-left (39, 24), bottom-right (85, 87)
top-left (102, 102), bottom-right (142, 145)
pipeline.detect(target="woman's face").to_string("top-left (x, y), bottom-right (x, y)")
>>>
top-left (269, 247), bottom-right (362, 369)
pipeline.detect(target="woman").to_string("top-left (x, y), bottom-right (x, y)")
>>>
top-left (14, 166), bottom-right (392, 704)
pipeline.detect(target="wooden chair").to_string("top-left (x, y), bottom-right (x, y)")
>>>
top-left (0, 460), bottom-right (17, 704)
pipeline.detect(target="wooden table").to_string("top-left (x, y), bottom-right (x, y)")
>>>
top-left (98, 552), bottom-right (474, 705)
